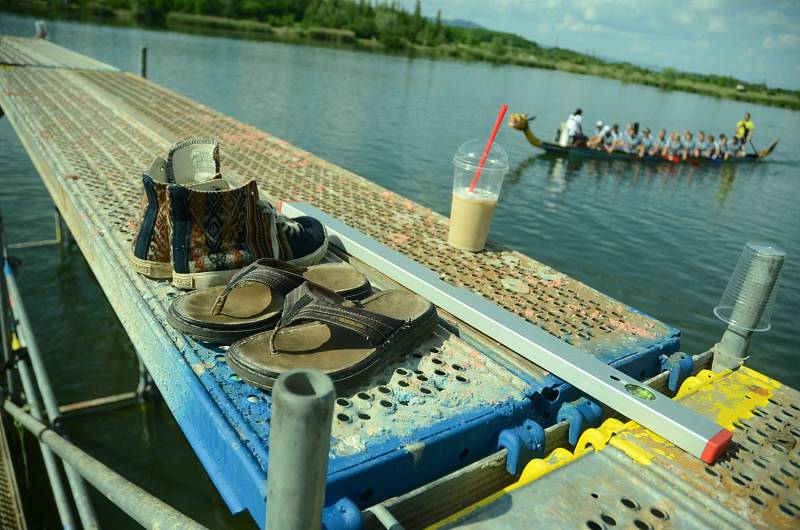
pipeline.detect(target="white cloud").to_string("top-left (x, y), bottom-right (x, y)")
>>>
top-left (689, 0), bottom-right (721, 12)
top-left (557, 13), bottom-right (606, 33)
top-left (672, 12), bottom-right (694, 25)
top-left (762, 33), bottom-right (800, 51)
top-left (706, 15), bottom-right (726, 33)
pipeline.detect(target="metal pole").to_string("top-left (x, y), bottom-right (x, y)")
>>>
top-left (4, 399), bottom-right (209, 530)
top-left (14, 345), bottom-right (77, 529)
top-left (267, 369), bottom-right (335, 530)
top-left (5, 263), bottom-right (100, 529)
top-left (54, 207), bottom-right (63, 246)
top-left (712, 246), bottom-right (785, 372)
top-left (0, 214), bottom-right (16, 397)
top-left (139, 46), bottom-right (147, 79)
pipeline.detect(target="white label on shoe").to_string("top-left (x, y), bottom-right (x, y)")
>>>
top-left (191, 149), bottom-right (216, 182)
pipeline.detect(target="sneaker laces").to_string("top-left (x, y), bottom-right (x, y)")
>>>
top-left (259, 199), bottom-right (300, 259)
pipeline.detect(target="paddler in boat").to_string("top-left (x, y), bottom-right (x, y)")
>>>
top-left (735, 112), bottom-right (755, 147)
top-left (679, 130), bottom-right (695, 160)
top-left (661, 131), bottom-right (680, 158)
top-left (704, 134), bottom-right (717, 158)
top-left (564, 108), bottom-right (587, 146)
top-left (604, 124), bottom-right (621, 153)
top-left (694, 131), bottom-right (707, 158)
top-left (636, 127), bottom-right (655, 158)
top-left (649, 129), bottom-right (667, 156)
top-left (587, 120), bottom-right (610, 149)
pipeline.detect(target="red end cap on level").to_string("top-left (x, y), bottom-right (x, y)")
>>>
top-left (700, 429), bottom-right (733, 464)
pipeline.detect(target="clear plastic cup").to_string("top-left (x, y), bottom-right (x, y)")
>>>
top-left (447, 140), bottom-right (509, 252)
top-left (713, 242), bottom-right (785, 332)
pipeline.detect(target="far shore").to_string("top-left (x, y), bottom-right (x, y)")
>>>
top-left (2, 3), bottom-right (798, 112)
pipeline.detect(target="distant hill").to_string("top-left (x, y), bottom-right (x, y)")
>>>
top-left (443, 19), bottom-right (484, 29)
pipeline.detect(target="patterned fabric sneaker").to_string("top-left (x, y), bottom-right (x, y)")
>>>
top-left (169, 179), bottom-right (329, 290)
top-left (130, 139), bottom-right (224, 279)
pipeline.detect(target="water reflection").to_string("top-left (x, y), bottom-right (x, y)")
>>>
top-left (523, 152), bottom-right (751, 205)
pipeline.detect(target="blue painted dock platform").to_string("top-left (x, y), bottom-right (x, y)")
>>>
top-left (0, 36), bottom-right (683, 529)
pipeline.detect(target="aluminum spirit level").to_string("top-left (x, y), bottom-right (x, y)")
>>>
top-left (281, 202), bottom-right (732, 464)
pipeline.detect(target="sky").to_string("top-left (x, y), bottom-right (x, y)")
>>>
top-left (400, 0), bottom-right (800, 90)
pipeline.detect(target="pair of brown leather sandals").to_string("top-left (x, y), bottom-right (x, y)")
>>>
top-left (168, 259), bottom-right (436, 391)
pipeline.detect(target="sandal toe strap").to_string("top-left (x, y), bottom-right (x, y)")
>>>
top-left (269, 282), bottom-right (402, 354)
top-left (210, 258), bottom-right (306, 316)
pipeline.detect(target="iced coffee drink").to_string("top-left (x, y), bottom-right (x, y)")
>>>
top-left (447, 140), bottom-right (508, 252)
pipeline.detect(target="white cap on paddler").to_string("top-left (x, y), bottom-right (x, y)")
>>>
top-left (596, 120), bottom-right (603, 128)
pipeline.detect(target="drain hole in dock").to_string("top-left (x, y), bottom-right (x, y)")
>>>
top-left (431, 358), bottom-right (444, 365)
top-left (417, 375), bottom-right (429, 382)
top-left (398, 380), bottom-right (410, 387)
top-left (336, 398), bottom-right (351, 408)
top-left (357, 392), bottom-right (373, 401)
top-left (750, 495), bottom-right (765, 506)
top-left (430, 347), bottom-right (440, 353)
top-left (600, 514), bottom-right (616, 526)
top-left (337, 413), bottom-right (351, 423)
top-left (420, 387), bottom-right (433, 395)
top-left (620, 497), bottom-right (639, 510)
top-left (396, 368), bottom-right (409, 376)
top-left (358, 413), bottom-right (371, 420)
top-left (456, 376), bottom-right (469, 383)
top-left (380, 400), bottom-right (393, 408)
top-left (704, 467), bottom-right (720, 477)
top-left (760, 485), bottom-right (777, 497)
top-left (378, 386), bottom-right (391, 394)
top-left (434, 369), bottom-right (446, 376)
top-left (633, 520), bottom-right (652, 530)
top-left (452, 364), bottom-right (465, 371)
top-left (590, 493), bottom-right (599, 499)
top-left (585, 521), bottom-right (602, 530)
top-left (609, 375), bottom-right (621, 382)
top-left (649, 507), bottom-right (667, 519)
top-left (779, 504), bottom-right (796, 517)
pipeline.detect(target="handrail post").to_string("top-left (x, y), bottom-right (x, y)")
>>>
top-left (267, 369), bottom-right (335, 530)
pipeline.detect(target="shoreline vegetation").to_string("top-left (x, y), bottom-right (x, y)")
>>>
top-left (3, 0), bottom-right (799, 111)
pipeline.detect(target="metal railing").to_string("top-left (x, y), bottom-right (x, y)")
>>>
top-left (0, 211), bottom-right (207, 529)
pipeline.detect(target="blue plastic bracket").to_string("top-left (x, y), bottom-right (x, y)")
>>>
top-left (497, 420), bottom-right (546, 476)
top-left (322, 497), bottom-right (362, 530)
top-left (556, 397), bottom-right (603, 446)
top-left (660, 352), bottom-right (694, 392)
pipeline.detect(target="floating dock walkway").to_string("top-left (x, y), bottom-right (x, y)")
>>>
top-left (0, 36), bottom-right (798, 529)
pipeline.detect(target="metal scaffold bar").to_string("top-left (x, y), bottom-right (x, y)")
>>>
top-left (5, 259), bottom-right (100, 529)
top-left (4, 400), bottom-right (209, 530)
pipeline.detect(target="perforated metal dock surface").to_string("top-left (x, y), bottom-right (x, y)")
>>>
top-left (0, 37), bottom-right (679, 528)
top-left (438, 367), bottom-right (800, 530)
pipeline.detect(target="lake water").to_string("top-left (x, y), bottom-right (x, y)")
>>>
top-left (1, 13), bottom-right (798, 528)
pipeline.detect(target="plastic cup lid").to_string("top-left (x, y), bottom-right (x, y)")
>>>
top-left (453, 139), bottom-right (509, 171)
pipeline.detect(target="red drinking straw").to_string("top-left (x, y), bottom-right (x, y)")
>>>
top-left (468, 103), bottom-right (508, 193)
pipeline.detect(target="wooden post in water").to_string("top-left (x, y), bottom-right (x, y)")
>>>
top-left (139, 46), bottom-right (148, 79)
